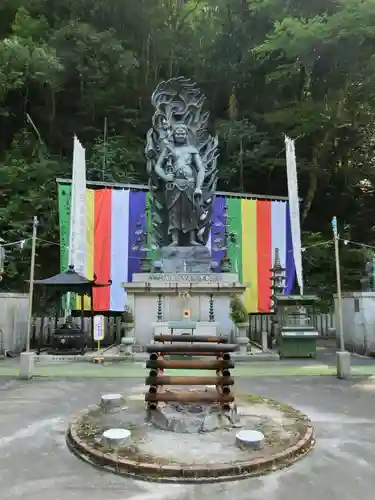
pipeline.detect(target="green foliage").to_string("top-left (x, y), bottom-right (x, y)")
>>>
top-left (0, 7), bottom-right (62, 101)
top-left (89, 134), bottom-right (145, 183)
top-left (302, 231), bottom-right (366, 310)
top-left (229, 294), bottom-right (248, 325)
top-left (0, 0), bottom-right (375, 300)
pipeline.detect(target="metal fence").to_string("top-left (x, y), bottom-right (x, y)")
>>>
top-left (248, 310), bottom-right (335, 344)
top-left (0, 293), bottom-right (29, 354)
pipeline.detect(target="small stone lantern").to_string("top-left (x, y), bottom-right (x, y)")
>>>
top-left (119, 306), bottom-right (135, 355)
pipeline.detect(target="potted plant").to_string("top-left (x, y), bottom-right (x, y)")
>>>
top-left (229, 294), bottom-right (249, 355)
top-left (230, 294), bottom-right (248, 325)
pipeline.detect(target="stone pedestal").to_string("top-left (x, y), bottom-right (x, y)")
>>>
top-left (102, 428), bottom-right (131, 449)
top-left (236, 336), bottom-right (249, 355)
top-left (19, 351), bottom-right (34, 380)
top-left (119, 337), bottom-right (134, 355)
top-left (122, 272), bottom-right (247, 345)
top-left (336, 350), bottom-right (351, 379)
top-left (160, 246), bottom-right (212, 273)
top-left (261, 331), bottom-right (268, 352)
top-left (233, 323), bottom-right (249, 355)
top-left (236, 430), bottom-right (264, 450)
top-left (101, 393), bottom-right (122, 410)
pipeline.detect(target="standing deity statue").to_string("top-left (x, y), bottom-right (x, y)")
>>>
top-left (146, 77), bottom-right (219, 248)
top-left (154, 125), bottom-right (205, 246)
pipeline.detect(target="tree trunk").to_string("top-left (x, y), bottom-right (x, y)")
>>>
top-left (302, 169), bottom-right (318, 222)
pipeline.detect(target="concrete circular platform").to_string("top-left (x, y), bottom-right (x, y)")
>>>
top-left (66, 392), bottom-right (315, 483)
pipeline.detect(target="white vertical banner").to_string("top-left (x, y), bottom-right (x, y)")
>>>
top-left (66, 136), bottom-right (86, 315)
top-left (285, 135), bottom-right (304, 294)
top-left (0, 237), bottom-right (5, 278)
top-left (68, 135), bottom-right (87, 276)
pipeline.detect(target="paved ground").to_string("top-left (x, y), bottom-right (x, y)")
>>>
top-left (1, 375), bottom-right (375, 499)
top-left (2, 347), bottom-right (375, 378)
top-left (2, 339), bottom-right (375, 378)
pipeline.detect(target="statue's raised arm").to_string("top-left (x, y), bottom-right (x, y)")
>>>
top-left (193, 150), bottom-right (205, 193)
top-left (145, 77), bottom-right (219, 248)
top-left (154, 149), bottom-right (174, 183)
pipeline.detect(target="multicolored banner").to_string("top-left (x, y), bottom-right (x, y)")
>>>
top-left (58, 184), bottom-right (295, 313)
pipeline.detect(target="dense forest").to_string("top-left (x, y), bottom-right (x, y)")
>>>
top-left (1, 0), bottom-right (375, 303)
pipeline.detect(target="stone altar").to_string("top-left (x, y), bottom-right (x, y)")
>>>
top-left (123, 273), bottom-right (246, 345)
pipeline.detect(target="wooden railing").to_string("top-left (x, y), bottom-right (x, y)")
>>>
top-left (30, 310), bottom-right (336, 351)
top-left (145, 334), bottom-right (236, 411)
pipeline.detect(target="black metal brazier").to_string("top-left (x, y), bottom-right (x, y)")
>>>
top-left (49, 326), bottom-right (86, 355)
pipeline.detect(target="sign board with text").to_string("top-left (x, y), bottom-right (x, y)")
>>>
top-left (148, 274), bottom-right (224, 282)
top-left (93, 315), bottom-right (105, 341)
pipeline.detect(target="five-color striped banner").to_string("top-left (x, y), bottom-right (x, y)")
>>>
top-left (58, 184), bottom-right (295, 313)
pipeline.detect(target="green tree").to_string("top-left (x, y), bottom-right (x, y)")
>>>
top-left (1, 0), bottom-right (375, 299)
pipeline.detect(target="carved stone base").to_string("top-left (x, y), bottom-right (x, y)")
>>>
top-left (149, 390), bottom-right (240, 434)
top-left (160, 246), bottom-right (212, 273)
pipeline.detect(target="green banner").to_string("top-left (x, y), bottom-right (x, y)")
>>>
top-left (58, 184), bottom-right (74, 309)
top-left (227, 197), bottom-right (243, 280)
top-left (58, 184), bottom-right (71, 272)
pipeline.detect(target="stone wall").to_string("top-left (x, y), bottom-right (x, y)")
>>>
top-left (0, 293), bottom-right (29, 354)
top-left (334, 292), bottom-right (375, 355)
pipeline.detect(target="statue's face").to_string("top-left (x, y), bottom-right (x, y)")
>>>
top-left (173, 127), bottom-right (187, 145)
